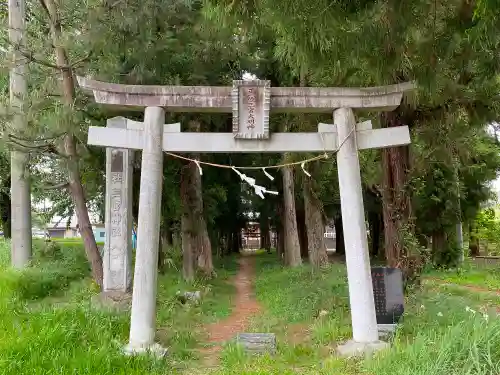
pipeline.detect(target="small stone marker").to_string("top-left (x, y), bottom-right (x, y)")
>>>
top-left (377, 324), bottom-right (397, 341)
top-left (91, 290), bottom-right (132, 312)
top-left (236, 333), bottom-right (276, 355)
top-left (371, 267), bottom-right (405, 325)
top-left (175, 290), bottom-right (201, 305)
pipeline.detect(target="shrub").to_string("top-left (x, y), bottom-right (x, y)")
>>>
top-left (0, 240), bottom-right (90, 301)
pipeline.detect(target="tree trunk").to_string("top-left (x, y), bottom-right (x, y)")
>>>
top-left (158, 232), bottom-right (165, 274)
top-left (431, 229), bottom-right (448, 266)
top-left (334, 216), bottom-right (345, 255)
top-left (9, 0), bottom-right (32, 267)
top-left (197, 222), bottom-right (213, 275)
top-left (43, 0), bottom-right (103, 287)
top-left (233, 228), bottom-right (242, 253)
top-left (227, 227), bottom-right (240, 255)
top-left (303, 176), bottom-right (328, 268)
top-left (276, 198), bottom-right (285, 261)
top-left (180, 165), bottom-right (196, 281)
top-left (259, 213), bottom-right (271, 251)
top-left (296, 205), bottom-right (309, 259)
top-left (65, 136), bottom-right (103, 287)
top-left (277, 229), bottom-right (284, 261)
top-left (281, 165), bottom-right (302, 267)
top-left (179, 120), bottom-right (213, 278)
top-left (380, 110), bottom-right (412, 269)
top-left (158, 225), bottom-right (171, 274)
top-left (164, 224), bottom-right (173, 247)
top-left (189, 121), bottom-right (213, 276)
top-left (0, 175), bottom-right (12, 239)
top-left (369, 211), bottom-right (382, 258)
top-left (468, 222), bottom-right (480, 257)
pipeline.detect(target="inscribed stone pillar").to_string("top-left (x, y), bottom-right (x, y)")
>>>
top-left (104, 117), bottom-right (134, 292)
top-left (334, 107), bottom-right (379, 343)
top-left (126, 106), bottom-right (166, 355)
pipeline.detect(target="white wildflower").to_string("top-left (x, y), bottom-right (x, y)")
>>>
top-left (420, 305), bottom-right (425, 310)
top-left (483, 313), bottom-right (489, 321)
top-left (437, 312), bottom-right (443, 317)
top-left (465, 306), bottom-right (476, 314)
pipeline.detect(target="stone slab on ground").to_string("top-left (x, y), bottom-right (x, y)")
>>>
top-left (378, 323), bottom-right (397, 340)
top-left (336, 339), bottom-right (389, 358)
top-left (236, 333), bottom-right (277, 355)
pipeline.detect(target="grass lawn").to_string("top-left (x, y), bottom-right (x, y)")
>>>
top-left (424, 260), bottom-right (500, 291)
top-left (0, 242), bottom-right (499, 374)
top-left (0, 239), bottom-right (238, 374)
top-left (212, 253), bottom-right (500, 375)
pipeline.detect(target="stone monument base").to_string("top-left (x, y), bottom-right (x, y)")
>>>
top-left (91, 291), bottom-right (132, 312)
top-left (123, 343), bottom-right (168, 358)
top-left (336, 340), bottom-right (389, 358)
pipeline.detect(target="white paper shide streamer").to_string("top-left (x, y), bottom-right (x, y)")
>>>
top-left (301, 162), bottom-right (311, 177)
top-left (232, 167), bottom-right (278, 199)
top-left (262, 167), bottom-right (274, 181)
top-left (194, 160), bottom-right (203, 175)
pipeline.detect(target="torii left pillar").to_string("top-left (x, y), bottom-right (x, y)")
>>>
top-left (124, 106), bottom-right (167, 356)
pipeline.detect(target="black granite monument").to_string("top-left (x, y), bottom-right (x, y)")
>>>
top-left (371, 267), bottom-right (405, 324)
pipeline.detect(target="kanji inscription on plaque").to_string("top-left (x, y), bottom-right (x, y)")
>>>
top-left (232, 80), bottom-right (270, 139)
top-left (371, 267), bottom-right (405, 324)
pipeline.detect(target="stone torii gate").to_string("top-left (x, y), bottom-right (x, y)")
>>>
top-left (79, 77), bottom-right (415, 356)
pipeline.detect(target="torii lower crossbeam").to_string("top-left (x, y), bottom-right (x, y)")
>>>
top-left (87, 121), bottom-right (410, 153)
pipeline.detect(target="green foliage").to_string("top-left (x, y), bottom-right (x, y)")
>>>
top-left (52, 237), bottom-right (104, 246)
top-left (2, 0), bottom-right (498, 269)
top-left (474, 207), bottom-right (500, 255)
top-left (0, 239), bottom-right (89, 300)
top-left (433, 238), bottom-right (463, 269)
top-left (411, 121), bottom-right (500, 262)
top-left (205, 0), bottom-right (500, 266)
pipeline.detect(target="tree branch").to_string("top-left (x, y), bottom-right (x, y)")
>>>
top-left (6, 135), bottom-right (66, 157)
top-left (1, 35), bottom-right (92, 70)
top-left (104, 0), bottom-right (127, 10)
top-left (8, 131), bottom-right (67, 143)
top-left (38, 0), bottom-right (52, 22)
top-left (42, 181), bottom-right (70, 190)
top-left (69, 50), bottom-right (93, 68)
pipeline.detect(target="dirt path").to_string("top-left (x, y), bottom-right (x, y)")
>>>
top-left (200, 256), bottom-right (262, 366)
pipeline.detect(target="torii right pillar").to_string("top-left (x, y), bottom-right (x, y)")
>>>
top-left (335, 107), bottom-right (389, 356)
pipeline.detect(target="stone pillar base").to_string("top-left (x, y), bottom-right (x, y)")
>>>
top-left (336, 340), bottom-right (389, 358)
top-left (123, 342), bottom-right (168, 358)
